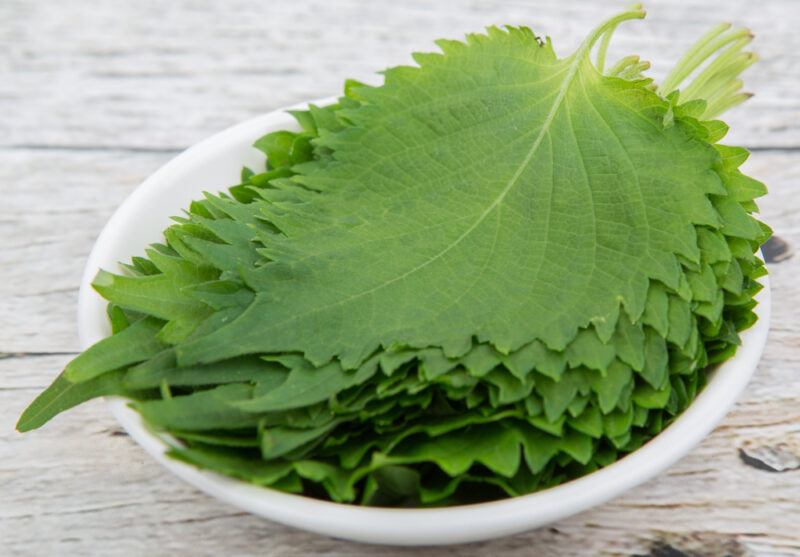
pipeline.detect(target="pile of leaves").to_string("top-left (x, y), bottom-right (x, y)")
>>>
top-left (19, 6), bottom-right (769, 506)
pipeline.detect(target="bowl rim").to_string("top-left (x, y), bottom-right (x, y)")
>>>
top-left (78, 99), bottom-right (771, 546)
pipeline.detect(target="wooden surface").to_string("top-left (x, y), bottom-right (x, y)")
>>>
top-left (2, 1), bottom-right (799, 555)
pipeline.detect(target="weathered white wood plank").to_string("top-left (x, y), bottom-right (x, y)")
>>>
top-left (1, 150), bottom-right (799, 555)
top-left (2, 0), bottom-right (799, 152)
top-left (3, 0), bottom-right (800, 555)
top-left (0, 150), bottom-right (174, 351)
top-left (2, 342), bottom-right (798, 556)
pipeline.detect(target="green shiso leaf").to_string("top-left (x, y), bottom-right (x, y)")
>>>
top-left (175, 9), bottom-right (739, 370)
top-left (64, 316), bottom-right (167, 382)
top-left (18, 6), bottom-right (769, 507)
top-left (16, 370), bottom-right (154, 432)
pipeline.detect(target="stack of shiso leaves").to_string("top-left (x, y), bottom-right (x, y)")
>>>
top-left (18, 6), bottom-right (769, 507)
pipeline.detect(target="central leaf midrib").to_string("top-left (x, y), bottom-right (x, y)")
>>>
top-left (183, 53), bottom-right (593, 365)
top-left (313, 55), bottom-right (585, 307)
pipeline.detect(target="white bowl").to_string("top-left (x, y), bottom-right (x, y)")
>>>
top-left (77, 99), bottom-right (771, 546)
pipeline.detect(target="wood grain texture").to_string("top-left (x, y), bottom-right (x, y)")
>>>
top-left (1, 0), bottom-right (799, 555)
top-left (2, 0), bottom-right (799, 151)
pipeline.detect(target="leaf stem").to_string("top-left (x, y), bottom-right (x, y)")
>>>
top-left (658, 22), bottom-right (732, 95)
top-left (658, 23), bottom-right (753, 96)
top-left (607, 55), bottom-right (641, 76)
top-left (582, 4), bottom-right (646, 64)
top-left (680, 38), bottom-right (753, 100)
top-left (658, 22), bottom-right (755, 118)
top-left (702, 77), bottom-right (743, 109)
top-left (618, 60), bottom-right (651, 80)
top-left (595, 23), bottom-right (619, 73)
top-left (704, 91), bottom-right (752, 119)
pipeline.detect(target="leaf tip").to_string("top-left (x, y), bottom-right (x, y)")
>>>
top-left (92, 269), bottom-right (115, 289)
top-left (15, 415), bottom-right (32, 433)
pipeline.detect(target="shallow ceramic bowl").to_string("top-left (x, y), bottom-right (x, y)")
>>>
top-left (77, 100), bottom-right (771, 546)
